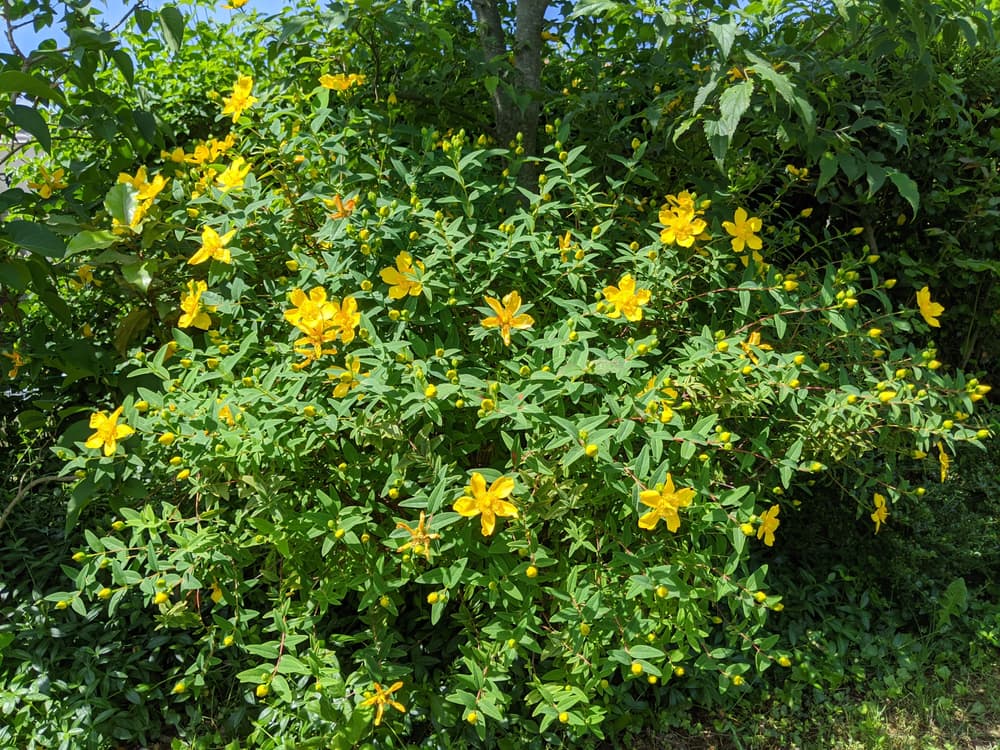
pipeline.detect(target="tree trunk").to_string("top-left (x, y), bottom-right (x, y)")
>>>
top-left (471, 0), bottom-right (549, 186)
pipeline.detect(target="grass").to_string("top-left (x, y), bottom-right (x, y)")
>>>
top-left (623, 658), bottom-right (1000, 750)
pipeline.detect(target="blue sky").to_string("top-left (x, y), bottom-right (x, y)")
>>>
top-left (0, 0), bottom-right (293, 56)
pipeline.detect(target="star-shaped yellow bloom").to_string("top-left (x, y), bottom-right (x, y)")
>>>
top-left (658, 207), bottom-right (708, 248)
top-left (871, 493), bottom-right (888, 534)
top-left (916, 286), bottom-right (944, 328)
top-left (637, 473), bottom-right (695, 532)
top-left (380, 251), bottom-right (424, 299)
top-left (396, 511), bottom-right (441, 561)
top-left (178, 280), bottom-right (214, 329)
top-left (324, 195), bottom-right (356, 218)
top-left (602, 273), bottom-right (651, 322)
top-left (722, 208), bottom-right (763, 254)
top-left (216, 157), bottom-right (251, 191)
top-left (757, 504), bottom-right (780, 546)
top-left (221, 76), bottom-right (257, 122)
top-left (329, 356), bottom-right (367, 397)
top-left (188, 226), bottom-right (236, 265)
top-left (481, 291), bottom-right (534, 346)
top-left (454, 472), bottom-right (518, 536)
top-left (360, 681), bottom-right (405, 726)
top-left (85, 406), bottom-right (135, 456)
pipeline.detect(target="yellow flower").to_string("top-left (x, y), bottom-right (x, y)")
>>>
top-left (379, 251), bottom-right (425, 299)
top-left (360, 681), bottom-right (405, 726)
top-left (85, 406), bottom-right (135, 456)
top-left (324, 194), bottom-right (356, 218)
top-left (871, 493), bottom-right (888, 534)
top-left (938, 441), bottom-right (949, 482)
top-left (658, 207), bottom-right (707, 248)
top-left (294, 318), bottom-right (339, 366)
top-left (178, 280), bottom-right (214, 330)
top-left (218, 403), bottom-right (236, 427)
top-left (222, 0), bottom-right (248, 8)
top-left (637, 473), bottom-right (695, 531)
top-left (602, 273), bottom-right (651, 322)
top-left (453, 472), bottom-right (518, 536)
top-left (188, 226), bottom-right (236, 265)
top-left (329, 356), bottom-right (367, 397)
top-left (216, 157), bottom-right (251, 191)
top-left (28, 165), bottom-right (68, 198)
top-left (396, 511), bottom-right (441, 561)
top-left (757, 504), bottom-right (780, 546)
top-left (117, 166), bottom-right (168, 203)
top-left (221, 75), bottom-right (257, 122)
top-left (331, 296), bottom-right (361, 343)
top-left (210, 581), bottom-right (224, 604)
top-left (722, 208), bottom-right (763, 254)
top-left (319, 73), bottom-right (366, 91)
top-left (285, 287), bottom-right (334, 330)
top-left (3, 350), bottom-right (26, 378)
top-left (738, 331), bottom-right (773, 364)
top-left (75, 264), bottom-right (98, 287)
top-left (916, 286), bottom-right (944, 328)
top-left (481, 291), bottom-right (534, 346)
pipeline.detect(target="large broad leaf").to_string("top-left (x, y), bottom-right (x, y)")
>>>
top-left (0, 71), bottom-right (66, 106)
top-left (104, 183), bottom-right (138, 228)
top-left (4, 220), bottom-right (66, 258)
top-left (8, 104), bottom-right (50, 152)
top-left (708, 20), bottom-right (738, 58)
top-left (65, 230), bottom-right (118, 256)
top-left (159, 6), bottom-right (185, 52)
top-left (717, 80), bottom-right (754, 136)
top-left (114, 307), bottom-right (152, 356)
top-left (888, 170), bottom-right (919, 216)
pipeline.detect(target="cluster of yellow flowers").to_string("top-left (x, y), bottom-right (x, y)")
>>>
top-left (114, 166), bottom-right (168, 232)
top-left (319, 73), bottom-right (366, 91)
top-left (283, 287), bottom-right (361, 367)
top-left (658, 191), bottom-right (708, 248)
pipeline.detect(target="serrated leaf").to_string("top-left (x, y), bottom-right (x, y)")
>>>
top-left (717, 80), bottom-right (753, 136)
top-left (817, 152), bottom-right (838, 191)
top-left (708, 20), bottom-right (738, 58)
top-left (888, 170), bottom-right (919, 215)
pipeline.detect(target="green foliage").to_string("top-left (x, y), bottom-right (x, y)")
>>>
top-left (1, 1), bottom-right (999, 748)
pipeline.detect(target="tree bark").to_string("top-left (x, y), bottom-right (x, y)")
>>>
top-left (471, 0), bottom-right (549, 185)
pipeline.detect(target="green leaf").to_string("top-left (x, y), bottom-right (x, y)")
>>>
top-left (114, 308), bottom-right (152, 356)
top-left (66, 230), bottom-right (118, 256)
top-left (159, 6), bottom-right (186, 53)
top-left (888, 170), bottom-right (919, 216)
top-left (112, 50), bottom-right (135, 86)
top-left (0, 260), bottom-right (31, 291)
top-left (708, 20), bottom-right (738, 58)
top-left (5, 220), bottom-right (66, 258)
top-left (0, 71), bottom-right (66, 106)
top-left (104, 183), bottom-right (138, 227)
top-left (817, 152), bottom-right (838, 191)
top-left (123, 261), bottom-right (156, 292)
top-left (717, 80), bottom-right (753, 136)
top-left (8, 104), bottom-right (51, 152)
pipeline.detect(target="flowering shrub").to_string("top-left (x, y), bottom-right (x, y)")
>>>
top-left (36, 67), bottom-right (992, 745)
